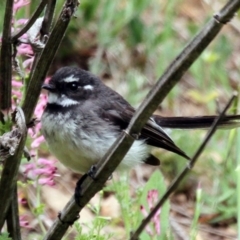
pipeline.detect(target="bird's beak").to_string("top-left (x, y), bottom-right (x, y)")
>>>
top-left (42, 83), bottom-right (56, 92)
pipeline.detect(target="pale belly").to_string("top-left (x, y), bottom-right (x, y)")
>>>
top-left (41, 112), bottom-right (150, 173)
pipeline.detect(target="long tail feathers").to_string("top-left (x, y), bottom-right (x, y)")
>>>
top-left (153, 115), bottom-right (240, 129)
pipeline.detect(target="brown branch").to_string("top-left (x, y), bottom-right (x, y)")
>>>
top-left (0, 0), bottom-right (14, 110)
top-left (130, 93), bottom-right (237, 240)
top-left (41, 0), bottom-right (57, 38)
top-left (6, 186), bottom-right (21, 240)
top-left (11, 0), bottom-right (49, 43)
top-left (43, 0), bottom-right (240, 239)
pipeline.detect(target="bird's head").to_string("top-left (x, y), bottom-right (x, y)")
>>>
top-left (42, 67), bottom-right (100, 107)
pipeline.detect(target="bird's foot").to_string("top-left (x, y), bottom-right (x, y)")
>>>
top-left (74, 165), bottom-right (98, 205)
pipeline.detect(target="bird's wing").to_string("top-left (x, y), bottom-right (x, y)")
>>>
top-left (100, 101), bottom-right (190, 163)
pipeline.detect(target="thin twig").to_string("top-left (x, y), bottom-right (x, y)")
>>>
top-left (130, 93), bottom-right (237, 240)
top-left (0, 0), bottom-right (14, 110)
top-left (11, 0), bottom-right (48, 43)
top-left (41, 0), bottom-right (57, 38)
top-left (43, 1), bottom-right (240, 239)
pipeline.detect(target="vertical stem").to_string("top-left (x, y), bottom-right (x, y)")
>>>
top-left (0, 0), bottom-right (14, 110)
top-left (7, 186), bottom-right (22, 240)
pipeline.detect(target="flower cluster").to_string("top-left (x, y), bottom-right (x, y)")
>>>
top-left (23, 158), bottom-right (58, 186)
top-left (10, 0), bottom-right (59, 228)
top-left (12, 0), bottom-right (57, 186)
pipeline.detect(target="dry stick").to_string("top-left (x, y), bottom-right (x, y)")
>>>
top-left (43, 1), bottom-right (240, 239)
top-left (11, 0), bottom-right (49, 42)
top-left (130, 93), bottom-right (237, 240)
top-left (0, 0), bottom-right (14, 110)
top-left (0, 108), bottom-right (27, 230)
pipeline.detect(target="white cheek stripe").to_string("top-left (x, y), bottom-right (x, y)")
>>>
top-left (48, 93), bottom-right (79, 107)
top-left (83, 85), bottom-right (94, 90)
top-left (63, 75), bottom-right (79, 82)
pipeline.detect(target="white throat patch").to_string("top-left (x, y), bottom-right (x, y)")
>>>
top-left (48, 92), bottom-right (79, 107)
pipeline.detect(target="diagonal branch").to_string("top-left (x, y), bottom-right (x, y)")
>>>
top-left (43, 0), bottom-right (240, 239)
top-left (0, 0), bottom-right (14, 110)
top-left (11, 0), bottom-right (49, 43)
top-left (41, 0), bottom-right (57, 38)
top-left (130, 93), bottom-right (237, 240)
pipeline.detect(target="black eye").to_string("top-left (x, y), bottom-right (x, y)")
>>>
top-left (66, 82), bottom-right (79, 91)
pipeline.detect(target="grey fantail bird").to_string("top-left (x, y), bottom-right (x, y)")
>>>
top-left (41, 66), bottom-right (240, 174)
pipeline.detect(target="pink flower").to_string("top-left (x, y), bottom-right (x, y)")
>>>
top-left (23, 163), bottom-right (35, 174)
top-left (23, 157), bottom-right (58, 186)
top-left (31, 135), bottom-right (45, 148)
top-left (19, 215), bottom-right (31, 229)
top-left (13, 0), bottom-right (30, 13)
top-left (140, 205), bottom-right (153, 235)
top-left (38, 177), bottom-right (55, 186)
top-left (12, 90), bottom-right (22, 98)
top-left (34, 94), bottom-right (47, 118)
top-left (140, 189), bottom-right (161, 236)
top-left (19, 198), bottom-right (27, 205)
top-left (38, 158), bottom-right (57, 166)
top-left (17, 43), bottom-right (33, 55)
top-left (33, 167), bottom-right (56, 176)
top-left (23, 155), bottom-right (57, 186)
top-left (12, 80), bottom-right (23, 87)
top-left (16, 18), bottom-right (28, 25)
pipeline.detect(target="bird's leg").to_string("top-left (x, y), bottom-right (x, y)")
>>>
top-left (74, 164), bottom-right (113, 205)
top-left (87, 164), bottom-right (97, 179)
top-left (74, 164), bottom-right (98, 205)
top-left (74, 173), bottom-right (88, 205)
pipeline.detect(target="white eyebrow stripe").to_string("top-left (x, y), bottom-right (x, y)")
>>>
top-left (63, 75), bottom-right (79, 82)
top-left (83, 85), bottom-right (94, 90)
top-left (48, 93), bottom-right (79, 107)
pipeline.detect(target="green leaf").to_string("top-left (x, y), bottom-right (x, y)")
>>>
top-left (0, 233), bottom-right (12, 240)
